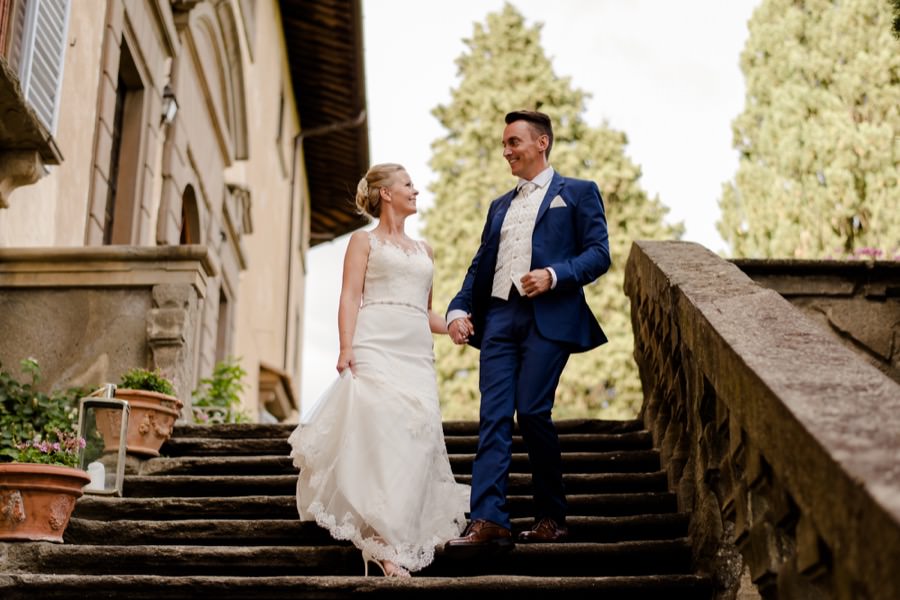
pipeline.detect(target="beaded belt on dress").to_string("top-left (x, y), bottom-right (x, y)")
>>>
top-left (361, 300), bottom-right (427, 315)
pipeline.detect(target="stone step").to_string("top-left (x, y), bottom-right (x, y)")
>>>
top-left (161, 431), bottom-right (653, 457)
top-left (4, 539), bottom-right (694, 577)
top-left (169, 419), bottom-right (646, 440)
top-left (121, 471), bottom-right (669, 498)
top-left (124, 474), bottom-right (298, 497)
top-left (449, 451), bottom-right (660, 474)
top-left (0, 573), bottom-right (714, 599)
top-left (64, 514), bottom-right (689, 546)
top-left (72, 493), bottom-right (677, 521)
top-left (137, 450), bottom-right (660, 477)
top-left (1, 418), bottom-right (712, 598)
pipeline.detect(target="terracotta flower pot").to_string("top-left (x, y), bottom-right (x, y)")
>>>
top-left (0, 463), bottom-right (90, 543)
top-left (96, 389), bottom-right (184, 458)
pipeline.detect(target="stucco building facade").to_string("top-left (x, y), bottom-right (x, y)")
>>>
top-left (0, 0), bottom-right (369, 422)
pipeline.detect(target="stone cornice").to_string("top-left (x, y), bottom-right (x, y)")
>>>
top-left (0, 245), bottom-right (218, 297)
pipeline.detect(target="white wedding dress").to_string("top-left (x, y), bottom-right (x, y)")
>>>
top-left (288, 233), bottom-right (469, 572)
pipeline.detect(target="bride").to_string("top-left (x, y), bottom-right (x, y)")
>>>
top-left (288, 163), bottom-right (469, 577)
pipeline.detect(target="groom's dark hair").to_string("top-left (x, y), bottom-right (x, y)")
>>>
top-left (505, 110), bottom-right (553, 159)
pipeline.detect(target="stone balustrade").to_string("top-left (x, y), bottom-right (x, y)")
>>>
top-left (0, 245), bottom-right (217, 418)
top-left (735, 258), bottom-right (900, 385)
top-left (624, 241), bottom-right (900, 600)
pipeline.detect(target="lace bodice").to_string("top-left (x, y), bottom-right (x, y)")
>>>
top-left (362, 233), bottom-right (433, 313)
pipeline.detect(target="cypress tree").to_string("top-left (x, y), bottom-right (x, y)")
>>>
top-left (423, 4), bottom-right (682, 419)
top-left (893, 0), bottom-right (900, 37)
top-left (719, 0), bottom-right (900, 259)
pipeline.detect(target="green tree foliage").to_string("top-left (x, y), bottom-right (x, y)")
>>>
top-left (423, 4), bottom-right (682, 420)
top-left (894, 0), bottom-right (900, 37)
top-left (719, 0), bottom-right (900, 259)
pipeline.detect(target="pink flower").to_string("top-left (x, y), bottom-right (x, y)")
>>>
top-left (853, 247), bottom-right (883, 258)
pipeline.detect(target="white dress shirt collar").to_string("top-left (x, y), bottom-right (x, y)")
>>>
top-left (516, 166), bottom-right (554, 193)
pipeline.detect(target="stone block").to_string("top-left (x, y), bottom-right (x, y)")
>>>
top-left (768, 484), bottom-right (797, 527)
top-left (718, 455), bottom-right (736, 512)
top-left (729, 414), bottom-right (744, 456)
top-left (795, 515), bottom-right (825, 576)
top-left (0, 288), bottom-right (149, 392)
top-left (745, 445), bottom-right (765, 487)
top-left (147, 307), bottom-right (187, 343)
top-left (824, 298), bottom-right (899, 361)
top-left (152, 284), bottom-right (193, 309)
top-left (733, 481), bottom-right (750, 544)
top-left (745, 521), bottom-right (779, 583)
top-left (775, 557), bottom-right (831, 600)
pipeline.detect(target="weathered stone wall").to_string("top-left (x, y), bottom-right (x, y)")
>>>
top-left (734, 259), bottom-right (900, 385)
top-left (0, 246), bottom-right (216, 418)
top-left (624, 241), bottom-right (900, 600)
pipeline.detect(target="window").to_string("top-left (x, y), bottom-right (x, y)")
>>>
top-left (7, 0), bottom-right (71, 134)
top-left (103, 41), bottom-right (144, 245)
top-left (215, 288), bottom-right (231, 364)
top-left (180, 184), bottom-right (201, 245)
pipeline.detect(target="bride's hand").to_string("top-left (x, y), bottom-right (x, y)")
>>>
top-left (449, 316), bottom-right (473, 345)
top-left (336, 349), bottom-right (355, 374)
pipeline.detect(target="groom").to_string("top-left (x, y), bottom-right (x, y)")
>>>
top-left (444, 110), bottom-right (610, 554)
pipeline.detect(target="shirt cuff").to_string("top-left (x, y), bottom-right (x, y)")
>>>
top-left (547, 267), bottom-right (557, 289)
top-left (446, 309), bottom-right (469, 327)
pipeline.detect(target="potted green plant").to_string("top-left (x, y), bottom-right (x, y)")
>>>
top-left (0, 359), bottom-right (90, 543)
top-left (95, 368), bottom-right (183, 457)
top-left (192, 357), bottom-right (249, 424)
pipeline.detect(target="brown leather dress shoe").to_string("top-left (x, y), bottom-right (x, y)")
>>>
top-left (444, 519), bottom-right (513, 557)
top-left (517, 517), bottom-right (569, 543)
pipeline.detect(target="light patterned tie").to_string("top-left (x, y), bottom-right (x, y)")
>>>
top-left (518, 181), bottom-right (537, 198)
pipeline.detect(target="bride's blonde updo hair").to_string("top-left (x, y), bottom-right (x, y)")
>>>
top-left (355, 163), bottom-right (405, 218)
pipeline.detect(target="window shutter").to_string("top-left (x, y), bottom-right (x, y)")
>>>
top-left (16, 0), bottom-right (71, 134)
top-left (7, 0), bottom-right (27, 70)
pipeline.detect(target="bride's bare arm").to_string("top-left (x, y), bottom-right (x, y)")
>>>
top-left (423, 242), bottom-right (448, 335)
top-left (427, 290), bottom-right (448, 334)
top-left (336, 232), bottom-right (369, 372)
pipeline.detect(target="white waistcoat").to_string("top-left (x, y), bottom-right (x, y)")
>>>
top-left (492, 181), bottom-right (548, 299)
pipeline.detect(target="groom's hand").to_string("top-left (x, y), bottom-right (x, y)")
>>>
top-left (521, 268), bottom-right (553, 297)
top-left (449, 316), bottom-right (474, 345)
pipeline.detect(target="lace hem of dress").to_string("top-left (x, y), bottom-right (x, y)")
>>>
top-left (304, 500), bottom-right (465, 573)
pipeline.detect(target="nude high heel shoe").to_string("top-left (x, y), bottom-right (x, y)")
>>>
top-left (361, 550), bottom-right (410, 578)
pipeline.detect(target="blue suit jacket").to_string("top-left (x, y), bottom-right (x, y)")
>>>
top-left (448, 172), bottom-right (610, 352)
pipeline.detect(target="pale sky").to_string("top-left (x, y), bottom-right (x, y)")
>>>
top-left (299, 0), bottom-right (762, 416)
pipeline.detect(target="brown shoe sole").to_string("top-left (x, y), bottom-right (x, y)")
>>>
top-left (443, 536), bottom-right (514, 559)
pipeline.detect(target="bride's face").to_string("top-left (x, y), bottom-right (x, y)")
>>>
top-left (384, 170), bottom-right (419, 216)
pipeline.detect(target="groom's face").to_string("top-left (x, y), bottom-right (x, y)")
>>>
top-left (502, 120), bottom-right (548, 180)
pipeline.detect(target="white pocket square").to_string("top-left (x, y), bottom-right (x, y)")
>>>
top-left (549, 195), bottom-right (567, 208)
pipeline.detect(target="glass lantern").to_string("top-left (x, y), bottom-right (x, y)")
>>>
top-left (77, 384), bottom-right (129, 496)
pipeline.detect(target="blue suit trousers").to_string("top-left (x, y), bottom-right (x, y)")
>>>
top-left (469, 289), bottom-right (570, 530)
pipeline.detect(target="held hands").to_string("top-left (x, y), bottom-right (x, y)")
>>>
top-left (520, 268), bottom-right (553, 297)
top-left (449, 315), bottom-right (474, 345)
top-left (336, 348), bottom-right (355, 374)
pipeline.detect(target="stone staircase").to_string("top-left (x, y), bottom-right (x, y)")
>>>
top-left (0, 419), bottom-right (713, 598)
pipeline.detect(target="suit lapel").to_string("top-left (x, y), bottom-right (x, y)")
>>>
top-left (535, 172), bottom-right (565, 225)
